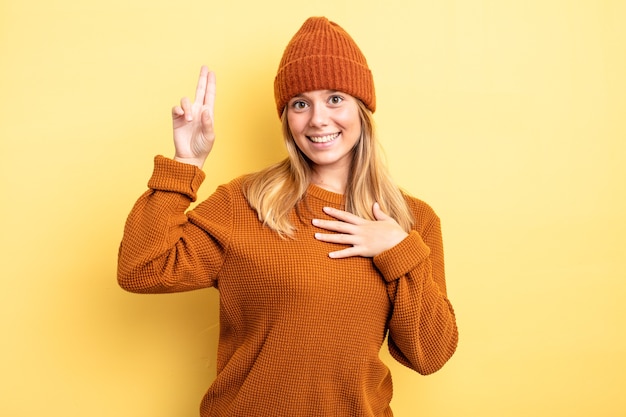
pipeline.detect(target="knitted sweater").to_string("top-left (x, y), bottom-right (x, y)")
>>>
top-left (117, 156), bottom-right (458, 417)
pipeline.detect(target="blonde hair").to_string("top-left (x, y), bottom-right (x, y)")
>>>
top-left (243, 100), bottom-right (413, 237)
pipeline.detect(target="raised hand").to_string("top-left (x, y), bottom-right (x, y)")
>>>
top-left (312, 203), bottom-right (409, 258)
top-left (171, 66), bottom-right (216, 168)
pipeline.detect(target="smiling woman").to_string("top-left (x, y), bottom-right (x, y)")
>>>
top-left (117, 16), bottom-right (458, 417)
top-left (285, 90), bottom-right (362, 192)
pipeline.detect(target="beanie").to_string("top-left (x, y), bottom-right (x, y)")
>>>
top-left (274, 16), bottom-right (376, 117)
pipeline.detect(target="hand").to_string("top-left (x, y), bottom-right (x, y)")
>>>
top-left (171, 66), bottom-right (216, 168)
top-left (312, 203), bottom-right (409, 258)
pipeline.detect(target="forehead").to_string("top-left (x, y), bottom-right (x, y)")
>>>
top-left (290, 90), bottom-right (352, 100)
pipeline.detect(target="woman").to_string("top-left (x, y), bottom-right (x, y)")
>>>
top-left (118, 16), bottom-right (458, 417)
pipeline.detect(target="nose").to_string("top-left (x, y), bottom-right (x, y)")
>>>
top-left (309, 101), bottom-right (329, 127)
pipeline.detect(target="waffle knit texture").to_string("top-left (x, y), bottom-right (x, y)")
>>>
top-left (274, 16), bottom-right (376, 116)
top-left (118, 156), bottom-right (458, 417)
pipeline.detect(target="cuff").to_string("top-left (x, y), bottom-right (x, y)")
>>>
top-left (373, 231), bottom-right (431, 283)
top-left (147, 155), bottom-right (206, 201)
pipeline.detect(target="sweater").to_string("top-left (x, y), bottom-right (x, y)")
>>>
top-left (117, 156), bottom-right (458, 417)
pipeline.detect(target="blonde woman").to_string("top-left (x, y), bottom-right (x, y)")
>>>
top-left (118, 16), bottom-right (458, 417)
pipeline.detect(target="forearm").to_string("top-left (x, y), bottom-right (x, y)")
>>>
top-left (117, 156), bottom-right (212, 293)
top-left (375, 230), bottom-right (458, 374)
top-left (386, 262), bottom-right (458, 374)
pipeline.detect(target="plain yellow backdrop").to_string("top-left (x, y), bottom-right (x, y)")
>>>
top-left (1, 0), bottom-right (625, 416)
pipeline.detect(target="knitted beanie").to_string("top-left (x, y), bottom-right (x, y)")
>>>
top-left (274, 16), bottom-right (376, 117)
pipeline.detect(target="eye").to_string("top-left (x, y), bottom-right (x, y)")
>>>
top-left (328, 95), bottom-right (344, 105)
top-left (290, 100), bottom-right (308, 111)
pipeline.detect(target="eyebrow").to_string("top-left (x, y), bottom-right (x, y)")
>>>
top-left (291, 90), bottom-right (340, 99)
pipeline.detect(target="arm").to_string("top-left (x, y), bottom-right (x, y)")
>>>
top-left (117, 156), bottom-right (232, 293)
top-left (312, 203), bottom-right (458, 374)
top-left (375, 216), bottom-right (458, 375)
top-left (117, 66), bottom-right (226, 293)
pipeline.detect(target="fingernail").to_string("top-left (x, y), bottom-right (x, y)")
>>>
top-left (312, 219), bottom-right (319, 226)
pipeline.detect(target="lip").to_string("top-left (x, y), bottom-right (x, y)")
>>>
top-left (306, 132), bottom-right (341, 144)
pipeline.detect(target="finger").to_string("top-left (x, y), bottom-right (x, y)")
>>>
top-left (328, 247), bottom-right (361, 259)
top-left (201, 108), bottom-right (214, 137)
top-left (372, 202), bottom-right (391, 221)
top-left (171, 105), bottom-right (184, 119)
top-left (204, 70), bottom-right (216, 115)
top-left (314, 232), bottom-right (358, 246)
top-left (194, 66), bottom-right (209, 105)
top-left (322, 206), bottom-right (366, 224)
top-left (312, 218), bottom-right (356, 234)
top-left (180, 97), bottom-right (193, 121)
top-left (201, 108), bottom-right (212, 122)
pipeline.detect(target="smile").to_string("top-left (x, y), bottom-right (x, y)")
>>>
top-left (307, 132), bottom-right (340, 143)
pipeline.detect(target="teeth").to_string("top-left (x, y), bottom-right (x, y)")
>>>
top-left (308, 133), bottom-right (339, 143)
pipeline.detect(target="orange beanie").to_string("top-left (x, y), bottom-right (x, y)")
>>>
top-left (274, 17), bottom-right (376, 117)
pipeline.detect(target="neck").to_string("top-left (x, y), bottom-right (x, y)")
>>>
top-left (311, 166), bottom-right (348, 194)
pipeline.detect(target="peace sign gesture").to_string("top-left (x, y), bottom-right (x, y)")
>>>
top-left (172, 66), bottom-right (216, 168)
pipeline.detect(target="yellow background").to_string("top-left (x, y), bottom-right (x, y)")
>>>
top-left (1, 0), bottom-right (625, 416)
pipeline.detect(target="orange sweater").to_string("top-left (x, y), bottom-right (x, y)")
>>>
top-left (118, 156), bottom-right (458, 417)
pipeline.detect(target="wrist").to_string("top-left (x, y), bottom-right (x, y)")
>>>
top-left (173, 155), bottom-right (206, 169)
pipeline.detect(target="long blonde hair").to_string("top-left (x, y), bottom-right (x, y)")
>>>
top-left (243, 100), bottom-right (413, 237)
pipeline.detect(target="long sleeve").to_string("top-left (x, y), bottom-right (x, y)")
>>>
top-left (374, 204), bottom-right (458, 375)
top-left (117, 156), bottom-right (232, 293)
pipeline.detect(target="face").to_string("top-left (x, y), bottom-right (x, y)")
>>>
top-left (286, 90), bottom-right (362, 176)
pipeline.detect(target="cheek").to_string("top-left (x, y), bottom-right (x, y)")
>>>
top-left (286, 112), bottom-right (304, 133)
top-left (338, 105), bottom-right (360, 128)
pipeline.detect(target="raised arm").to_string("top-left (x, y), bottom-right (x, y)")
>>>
top-left (117, 67), bottom-right (227, 294)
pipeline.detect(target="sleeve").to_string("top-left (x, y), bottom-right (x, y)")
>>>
top-left (373, 211), bottom-right (458, 375)
top-left (117, 155), bottom-right (233, 294)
